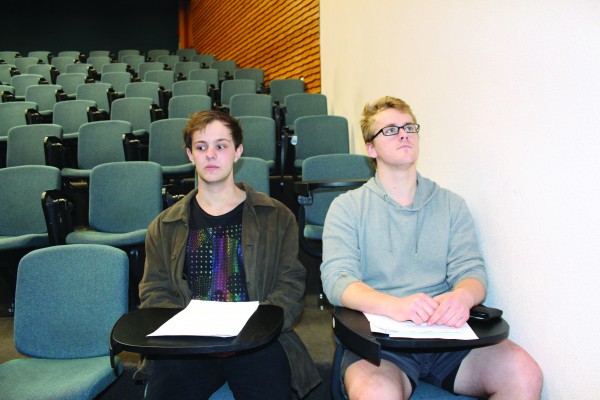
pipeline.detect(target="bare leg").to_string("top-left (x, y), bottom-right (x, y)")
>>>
top-left (344, 359), bottom-right (412, 400)
top-left (454, 339), bottom-right (543, 399)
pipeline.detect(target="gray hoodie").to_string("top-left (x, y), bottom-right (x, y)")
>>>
top-left (320, 172), bottom-right (487, 306)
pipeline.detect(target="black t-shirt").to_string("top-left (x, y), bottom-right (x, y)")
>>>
top-left (184, 200), bottom-right (249, 302)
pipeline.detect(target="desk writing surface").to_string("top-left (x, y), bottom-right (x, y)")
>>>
top-left (333, 307), bottom-right (510, 364)
top-left (110, 304), bottom-right (283, 357)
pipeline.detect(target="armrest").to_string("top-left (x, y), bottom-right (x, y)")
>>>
top-left (158, 88), bottom-right (172, 112)
top-left (87, 105), bottom-right (109, 122)
top-left (162, 184), bottom-right (186, 209)
top-left (122, 133), bottom-right (142, 161)
top-left (107, 87), bottom-right (124, 107)
top-left (25, 108), bottom-right (44, 124)
top-left (294, 179), bottom-right (369, 204)
top-left (43, 135), bottom-right (66, 169)
top-left (55, 88), bottom-right (69, 102)
top-left (41, 189), bottom-right (74, 246)
top-left (150, 103), bottom-right (166, 122)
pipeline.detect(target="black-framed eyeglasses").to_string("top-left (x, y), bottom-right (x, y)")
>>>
top-left (372, 123), bottom-right (420, 140)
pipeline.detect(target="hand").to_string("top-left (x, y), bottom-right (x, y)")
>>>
top-left (428, 290), bottom-right (471, 328)
top-left (387, 293), bottom-right (439, 325)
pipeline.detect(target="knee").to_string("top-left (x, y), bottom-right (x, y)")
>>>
top-left (345, 374), bottom-right (406, 400)
top-left (506, 343), bottom-right (543, 397)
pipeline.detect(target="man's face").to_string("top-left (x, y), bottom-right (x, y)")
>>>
top-left (186, 120), bottom-right (243, 185)
top-left (366, 108), bottom-right (419, 169)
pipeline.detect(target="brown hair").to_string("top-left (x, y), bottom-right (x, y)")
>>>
top-left (183, 109), bottom-right (243, 150)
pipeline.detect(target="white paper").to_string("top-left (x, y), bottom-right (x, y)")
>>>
top-left (364, 312), bottom-right (478, 340)
top-left (148, 300), bottom-right (260, 338)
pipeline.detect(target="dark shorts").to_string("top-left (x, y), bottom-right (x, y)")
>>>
top-left (340, 347), bottom-right (470, 397)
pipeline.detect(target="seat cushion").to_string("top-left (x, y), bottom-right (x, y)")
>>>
top-left (413, 381), bottom-right (477, 399)
top-left (0, 356), bottom-right (122, 400)
top-left (66, 229), bottom-right (147, 247)
top-left (0, 234), bottom-right (49, 251)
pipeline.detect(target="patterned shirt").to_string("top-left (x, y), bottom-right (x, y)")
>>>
top-left (184, 199), bottom-right (249, 302)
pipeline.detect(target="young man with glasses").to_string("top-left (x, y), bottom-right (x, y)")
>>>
top-left (138, 110), bottom-right (320, 399)
top-left (321, 96), bottom-right (542, 399)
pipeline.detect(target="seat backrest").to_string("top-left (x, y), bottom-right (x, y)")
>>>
top-left (269, 78), bottom-right (305, 105)
top-left (233, 157), bottom-right (270, 195)
top-left (210, 60), bottom-right (237, 81)
top-left (234, 68), bottom-right (265, 93)
top-left (156, 54), bottom-right (180, 70)
top-left (27, 64), bottom-right (57, 83)
top-left (55, 72), bottom-right (87, 96)
top-left (65, 62), bottom-right (92, 75)
top-left (192, 54), bottom-right (215, 68)
top-left (14, 57), bottom-right (41, 73)
top-left (89, 50), bottom-right (111, 58)
top-left (124, 81), bottom-right (160, 104)
top-left (147, 49), bottom-right (170, 61)
top-left (148, 118), bottom-right (190, 166)
top-left (284, 93), bottom-right (328, 131)
top-left (0, 101), bottom-right (38, 137)
top-left (144, 69), bottom-right (175, 90)
top-left (25, 84), bottom-right (62, 112)
top-left (0, 51), bottom-right (20, 65)
top-left (110, 97), bottom-right (153, 133)
top-left (220, 79), bottom-right (256, 106)
top-left (294, 115), bottom-right (350, 162)
top-left (86, 55), bottom-right (112, 70)
top-left (101, 71), bottom-right (132, 93)
top-left (28, 51), bottom-right (51, 64)
top-left (89, 161), bottom-right (163, 232)
top-left (118, 49), bottom-right (141, 63)
top-left (7, 124), bottom-right (63, 167)
top-left (177, 48), bottom-right (197, 61)
top-left (50, 56), bottom-right (77, 74)
top-left (302, 154), bottom-right (375, 226)
top-left (76, 82), bottom-right (112, 111)
top-left (57, 50), bottom-right (81, 59)
top-left (77, 120), bottom-right (133, 169)
top-left (138, 61), bottom-right (165, 78)
top-left (101, 62), bottom-right (128, 74)
top-left (237, 116), bottom-right (276, 163)
top-left (171, 80), bottom-right (208, 97)
top-left (174, 61), bottom-right (201, 78)
top-left (229, 94), bottom-right (273, 118)
top-left (0, 64), bottom-right (17, 84)
top-left (14, 244), bottom-right (128, 358)
top-left (0, 165), bottom-right (61, 236)
top-left (168, 94), bottom-right (212, 119)
top-left (189, 68), bottom-right (219, 88)
top-left (52, 99), bottom-right (96, 135)
top-left (11, 74), bottom-right (44, 97)
top-left (122, 54), bottom-right (146, 73)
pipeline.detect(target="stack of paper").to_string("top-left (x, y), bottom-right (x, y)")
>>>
top-left (364, 312), bottom-right (478, 340)
top-left (148, 300), bottom-right (260, 338)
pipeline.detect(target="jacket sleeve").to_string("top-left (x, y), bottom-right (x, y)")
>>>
top-left (261, 207), bottom-right (307, 332)
top-left (139, 216), bottom-right (182, 308)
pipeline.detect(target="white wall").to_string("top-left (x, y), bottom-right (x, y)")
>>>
top-left (321, 1), bottom-right (600, 398)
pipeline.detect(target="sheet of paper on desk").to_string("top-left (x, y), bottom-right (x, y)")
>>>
top-left (148, 300), bottom-right (260, 337)
top-left (364, 313), bottom-right (478, 340)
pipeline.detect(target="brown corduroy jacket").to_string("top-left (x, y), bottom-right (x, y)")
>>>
top-left (138, 183), bottom-right (321, 398)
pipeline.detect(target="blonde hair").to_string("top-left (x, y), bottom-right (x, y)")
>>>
top-left (360, 96), bottom-right (417, 143)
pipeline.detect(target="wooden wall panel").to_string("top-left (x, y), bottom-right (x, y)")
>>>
top-left (189, 0), bottom-right (320, 93)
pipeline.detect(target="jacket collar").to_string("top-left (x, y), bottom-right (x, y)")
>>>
top-left (161, 182), bottom-right (275, 224)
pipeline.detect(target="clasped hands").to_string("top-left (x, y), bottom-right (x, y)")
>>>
top-left (391, 290), bottom-right (472, 328)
